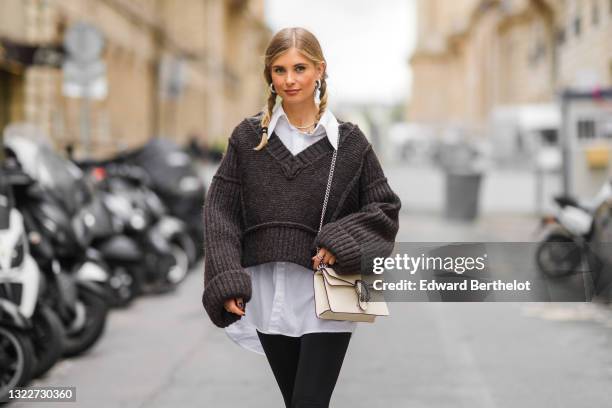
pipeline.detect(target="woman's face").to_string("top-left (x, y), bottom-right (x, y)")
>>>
top-left (270, 47), bottom-right (324, 105)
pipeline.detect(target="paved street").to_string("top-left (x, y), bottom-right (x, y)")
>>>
top-left (384, 163), bottom-right (563, 216)
top-left (15, 205), bottom-right (612, 407)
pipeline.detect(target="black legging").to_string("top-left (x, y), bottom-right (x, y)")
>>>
top-left (256, 330), bottom-right (352, 408)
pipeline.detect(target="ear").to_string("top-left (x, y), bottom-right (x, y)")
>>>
top-left (316, 60), bottom-right (326, 79)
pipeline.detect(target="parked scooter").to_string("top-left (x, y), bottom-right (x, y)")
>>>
top-left (0, 168), bottom-right (64, 380)
top-left (81, 162), bottom-right (191, 293)
top-left (535, 181), bottom-right (611, 280)
top-left (3, 127), bottom-right (110, 357)
top-left (0, 171), bottom-right (36, 399)
top-left (81, 187), bottom-right (138, 307)
top-left (122, 137), bottom-right (204, 266)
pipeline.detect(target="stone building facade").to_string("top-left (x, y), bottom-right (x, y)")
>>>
top-left (409, 0), bottom-right (612, 130)
top-left (0, 0), bottom-right (270, 158)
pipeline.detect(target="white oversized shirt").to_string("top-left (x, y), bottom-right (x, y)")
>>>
top-left (224, 104), bottom-right (358, 355)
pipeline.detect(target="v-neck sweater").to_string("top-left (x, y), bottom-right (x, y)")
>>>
top-left (225, 110), bottom-right (356, 355)
top-left (202, 112), bottom-right (402, 328)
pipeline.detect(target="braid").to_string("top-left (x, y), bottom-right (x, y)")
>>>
top-left (316, 78), bottom-right (328, 122)
top-left (254, 88), bottom-right (277, 151)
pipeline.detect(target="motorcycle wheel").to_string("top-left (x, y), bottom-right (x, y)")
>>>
top-left (31, 304), bottom-right (65, 378)
top-left (62, 288), bottom-right (108, 358)
top-left (0, 326), bottom-right (35, 400)
top-left (178, 233), bottom-right (197, 269)
top-left (536, 235), bottom-right (583, 277)
top-left (139, 253), bottom-right (175, 295)
top-left (166, 243), bottom-right (190, 285)
top-left (107, 266), bottom-right (136, 308)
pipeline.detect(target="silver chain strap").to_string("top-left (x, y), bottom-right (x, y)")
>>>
top-left (318, 148), bottom-right (338, 234)
top-left (316, 147), bottom-right (375, 309)
top-left (315, 148), bottom-right (337, 269)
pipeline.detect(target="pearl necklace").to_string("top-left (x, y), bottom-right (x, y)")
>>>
top-left (293, 121), bottom-right (316, 129)
top-left (289, 119), bottom-right (318, 135)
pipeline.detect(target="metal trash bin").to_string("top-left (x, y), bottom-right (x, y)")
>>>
top-left (444, 170), bottom-right (482, 221)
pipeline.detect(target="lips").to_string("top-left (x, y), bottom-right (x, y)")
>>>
top-left (285, 89), bottom-right (300, 95)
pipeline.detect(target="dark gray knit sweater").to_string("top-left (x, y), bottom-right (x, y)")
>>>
top-left (202, 113), bottom-right (401, 328)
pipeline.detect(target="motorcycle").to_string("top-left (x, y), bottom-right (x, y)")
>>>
top-left (0, 168), bottom-right (64, 380)
top-left (122, 137), bottom-right (203, 266)
top-left (535, 181), bottom-right (611, 282)
top-left (3, 126), bottom-right (110, 357)
top-left (82, 163), bottom-right (191, 293)
top-left (0, 171), bottom-right (36, 399)
top-left (82, 188), bottom-right (138, 307)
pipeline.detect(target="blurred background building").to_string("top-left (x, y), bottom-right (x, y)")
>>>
top-left (0, 0), bottom-right (270, 158)
top-left (409, 0), bottom-right (612, 130)
top-left (2, 0), bottom-right (611, 204)
top-left (406, 0), bottom-right (612, 203)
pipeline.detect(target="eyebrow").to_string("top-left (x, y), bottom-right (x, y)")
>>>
top-left (271, 63), bottom-right (307, 69)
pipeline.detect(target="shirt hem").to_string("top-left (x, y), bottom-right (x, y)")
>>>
top-left (224, 323), bottom-right (358, 356)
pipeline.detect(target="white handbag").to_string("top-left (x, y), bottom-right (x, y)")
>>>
top-left (313, 147), bottom-right (390, 323)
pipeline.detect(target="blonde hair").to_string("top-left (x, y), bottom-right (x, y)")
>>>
top-left (253, 27), bottom-right (328, 151)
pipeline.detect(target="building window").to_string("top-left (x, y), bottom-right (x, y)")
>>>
top-left (556, 27), bottom-right (566, 46)
top-left (536, 40), bottom-right (546, 59)
top-left (577, 119), bottom-right (596, 140)
top-left (592, 1), bottom-right (599, 25)
top-left (528, 40), bottom-right (547, 66)
top-left (574, 15), bottom-right (582, 36)
top-left (541, 129), bottom-right (559, 145)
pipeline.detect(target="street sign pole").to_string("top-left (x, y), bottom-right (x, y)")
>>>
top-left (560, 91), bottom-right (571, 195)
top-left (63, 22), bottom-right (105, 159)
top-left (80, 87), bottom-right (90, 156)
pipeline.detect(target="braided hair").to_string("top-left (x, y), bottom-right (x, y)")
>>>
top-left (254, 27), bottom-right (328, 151)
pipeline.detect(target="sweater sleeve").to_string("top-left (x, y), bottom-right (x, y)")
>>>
top-left (202, 137), bottom-right (252, 328)
top-left (314, 144), bottom-right (401, 275)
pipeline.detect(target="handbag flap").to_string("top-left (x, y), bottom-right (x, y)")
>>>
top-left (321, 266), bottom-right (360, 286)
top-left (322, 275), bottom-right (390, 316)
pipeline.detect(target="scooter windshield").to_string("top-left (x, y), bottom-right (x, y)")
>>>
top-left (4, 133), bottom-right (90, 215)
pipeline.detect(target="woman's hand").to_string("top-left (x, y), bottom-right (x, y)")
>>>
top-left (312, 247), bottom-right (336, 271)
top-left (224, 297), bottom-right (245, 316)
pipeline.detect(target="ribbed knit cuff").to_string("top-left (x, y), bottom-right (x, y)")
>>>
top-left (202, 270), bottom-right (252, 328)
top-left (314, 224), bottom-right (362, 275)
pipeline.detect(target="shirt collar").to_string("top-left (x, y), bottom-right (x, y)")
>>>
top-left (268, 103), bottom-right (339, 150)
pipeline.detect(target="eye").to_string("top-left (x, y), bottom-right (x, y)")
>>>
top-left (295, 65), bottom-right (306, 72)
top-left (273, 67), bottom-right (285, 74)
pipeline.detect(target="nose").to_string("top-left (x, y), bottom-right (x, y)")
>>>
top-left (285, 72), bottom-right (295, 86)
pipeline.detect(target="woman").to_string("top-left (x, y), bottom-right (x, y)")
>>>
top-left (202, 27), bottom-right (401, 407)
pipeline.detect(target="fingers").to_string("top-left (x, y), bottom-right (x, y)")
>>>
top-left (224, 298), bottom-right (245, 316)
top-left (324, 253), bottom-right (335, 265)
top-left (312, 248), bottom-right (336, 270)
top-left (312, 248), bottom-right (324, 270)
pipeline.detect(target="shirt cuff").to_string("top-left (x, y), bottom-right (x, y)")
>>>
top-left (202, 270), bottom-right (252, 328)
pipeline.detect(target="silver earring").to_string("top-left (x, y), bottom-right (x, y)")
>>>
top-left (315, 79), bottom-right (321, 91)
top-left (269, 83), bottom-right (276, 94)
